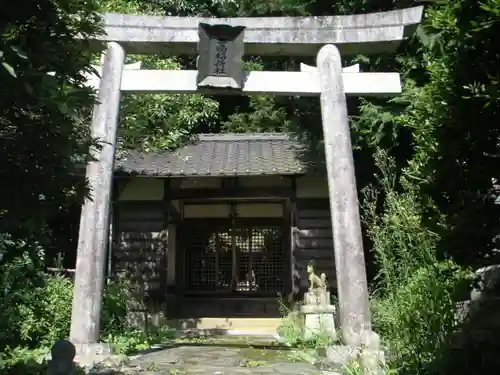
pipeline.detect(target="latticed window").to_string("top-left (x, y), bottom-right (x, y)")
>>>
top-left (182, 219), bottom-right (285, 294)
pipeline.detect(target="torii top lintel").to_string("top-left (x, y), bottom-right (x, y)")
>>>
top-left (91, 6), bottom-right (423, 57)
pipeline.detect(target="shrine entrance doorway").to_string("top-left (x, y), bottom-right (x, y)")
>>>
top-left (175, 200), bottom-right (290, 322)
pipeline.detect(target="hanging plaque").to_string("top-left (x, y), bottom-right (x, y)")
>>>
top-left (197, 23), bottom-right (245, 90)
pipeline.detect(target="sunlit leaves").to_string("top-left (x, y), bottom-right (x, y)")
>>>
top-left (1, 62), bottom-right (16, 78)
top-left (114, 56), bottom-right (219, 152)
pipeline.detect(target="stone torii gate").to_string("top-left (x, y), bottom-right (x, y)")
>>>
top-left (71, 6), bottom-right (423, 356)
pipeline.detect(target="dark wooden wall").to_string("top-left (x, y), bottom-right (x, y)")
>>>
top-left (113, 201), bottom-right (167, 302)
top-left (292, 198), bottom-right (335, 297)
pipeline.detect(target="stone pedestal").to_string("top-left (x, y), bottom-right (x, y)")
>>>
top-left (324, 330), bottom-right (386, 375)
top-left (301, 291), bottom-right (337, 341)
top-left (73, 343), bottom-right (115, 367)
top-left (325, 345), bottom-right (386, 373)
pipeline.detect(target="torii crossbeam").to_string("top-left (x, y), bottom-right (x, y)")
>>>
top-left (84, 69), bottom-right (401, 96)
top-left (92, 7), bottom-right (423, 56)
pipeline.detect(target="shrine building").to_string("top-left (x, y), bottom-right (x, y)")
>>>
top-left (111, 132), bottom-right (334, 332)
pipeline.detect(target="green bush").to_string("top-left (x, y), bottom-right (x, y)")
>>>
top-left (9, 273), bottom-right (134, 348)
top-left (103, 325), bottom-right (176, 354)
top-left (13, 274), bottom-right (161, 349)
top-left (277, 300), bottom-right (304, 346)
top-left (0, 268), bottom-right (175, 361)
top-left (0, 253), bottom-right (48, 349)
top-left (101, 277), bottom-right (139, 336)
top-left (372, 261), bottom-right (469, 371)
top-left (363, 149), bottom-right (471, 373)
top-left (0, 346), bottom-right (51, 375)
top-left (17, 275), bottom-right (73, 347)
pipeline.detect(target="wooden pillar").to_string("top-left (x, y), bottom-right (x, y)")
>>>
top-left (70, 42), bottom-right (125, 349)
top-left (289, 176), bottom-right (298, 301)
top-left (316, 44), bottom-right (372, 347)
top-left (162, 180), bottom-right (170, 293)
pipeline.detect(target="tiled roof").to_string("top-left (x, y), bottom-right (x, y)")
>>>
top-left (114, 133), bottom-right (311, 177)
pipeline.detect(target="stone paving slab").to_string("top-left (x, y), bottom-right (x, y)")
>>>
top-left (122, 341), bottom-right (321, 375)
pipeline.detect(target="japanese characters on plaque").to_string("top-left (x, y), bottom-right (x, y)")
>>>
top-left (214, 40), bottom-right (228, 75)
top-left (197, 23), bottom-right (245, 90)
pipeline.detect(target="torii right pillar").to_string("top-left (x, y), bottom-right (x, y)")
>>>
top-left (317, 44), bottom-right (373, 348)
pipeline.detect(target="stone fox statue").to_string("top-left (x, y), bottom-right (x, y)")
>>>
top-left (307, 263), bottom-right (327, 291)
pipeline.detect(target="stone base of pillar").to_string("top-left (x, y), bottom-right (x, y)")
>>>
top-left (73, 343), bottom-right (116, 366)
top-left (360, 348), bottom-right (386, 375)
top-left (325, 344), bottom-right (386, 374)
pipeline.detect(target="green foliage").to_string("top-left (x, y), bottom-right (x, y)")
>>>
top-left (355, 0), bottom-right (500, 267)
top-left (428, 0), bottom-right (500, 266)
top-left (0, 0), bottom-right (101, 269)
top-left (363, 150), bottom-right (471, 373)
top-left (95, 0), bottom-right (164, 14)
top-left (104, 325), bottom-right (176, 354)
top-left (118, 56), bottom-right (219, 152)
top-left (0, 20), bottom-right (99, 351)
top-left (17, 276), bottom-right (73, 347)
top-left (101, 278), bottom-right (136, 335)
top-left (0, 346), bottom-right (52, 375)
top-left (276, 302), bottom-right (304, 347)
top-left (0, 269), bottom-right (175, 374)
top-left (221, 95), bottom-right (292, 134)
top-left (217, 0), bottom-right (308, 17)
top-left (0, 253), bottom-right (43, 348)
top-left (372, 262), bottom-right (469, 372)
top-left (0, 233), bottom-right (173, 366)
top-left (100, 277), bottom-right (176, 354)
top-left (363, 150), bottom-right (440, 291)
top-left (354, 1), bottom-right (500, 373)
top-left (96, 0), bottom-right (239, 17)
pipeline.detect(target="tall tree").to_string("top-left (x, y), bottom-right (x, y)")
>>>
top-left (0, 0), bottom-right (102, 349)
top-left (0, 0), bottom-right (102, 265)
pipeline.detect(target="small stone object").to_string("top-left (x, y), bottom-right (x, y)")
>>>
top-left (301, 263), bottom-right (336, 341)
top-left (307, 262), bottom-right (327, 293)
top-left (197, 23), bottom-right (245, 89)
top-left (47, 340), bottom-right (76, 375)
top-left (306, 262), bottom-right (330, 306)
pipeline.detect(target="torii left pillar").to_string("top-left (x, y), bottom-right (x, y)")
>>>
top-left (70, 42), bottom-right (125, 357)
